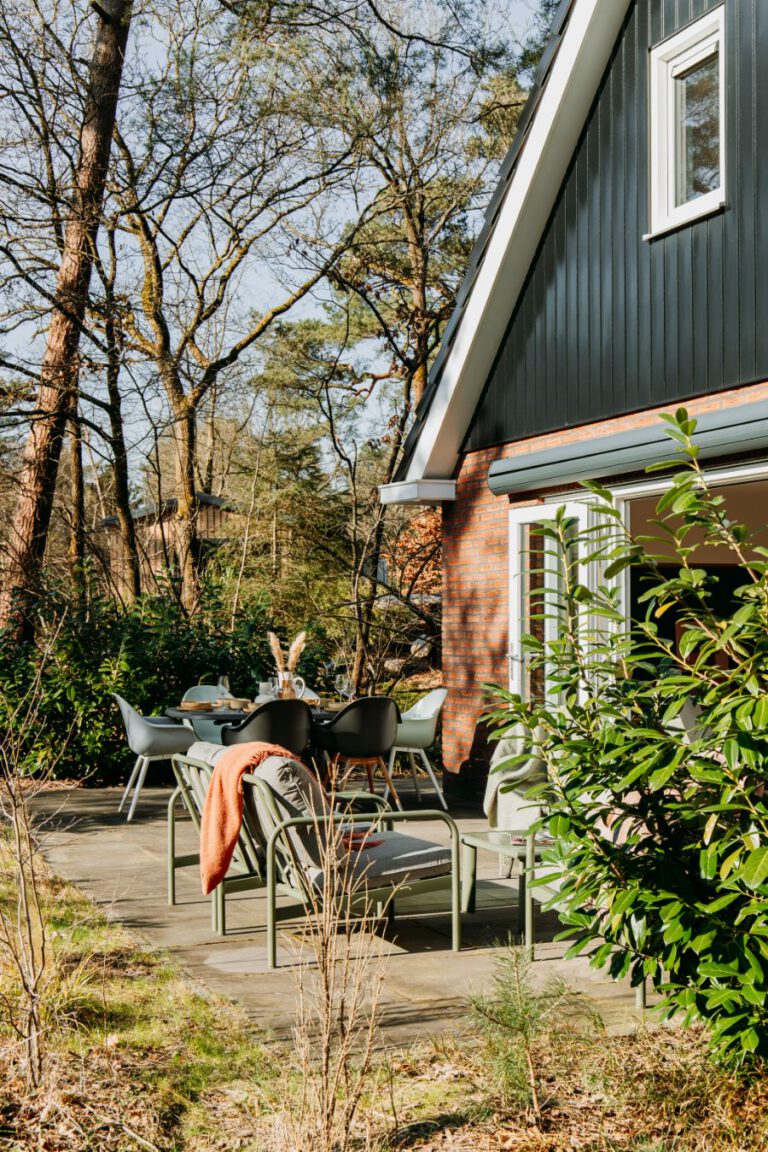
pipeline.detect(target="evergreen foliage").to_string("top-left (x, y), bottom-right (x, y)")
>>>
top-left (487, 411), bottom-right (768, 1063)
top-left (0, 588), bottom-right (302, 782)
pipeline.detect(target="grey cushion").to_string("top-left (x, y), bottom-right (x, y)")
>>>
top-left (250, 755), bottom-right (330, 870)
top-left (313, 829), bottom-right (452, 892)
top-left (187, 740), bottom-right (228, 765)
top-left (247, 757), bottom-right (452, 893)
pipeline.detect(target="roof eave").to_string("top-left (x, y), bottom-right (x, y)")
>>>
top-left (379, 479), bottom-right (456, 506)
top-left (390, 0), bottom-right (632, 500)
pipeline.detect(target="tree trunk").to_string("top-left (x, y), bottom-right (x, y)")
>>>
top-left (104, 314), bottom-right (141, 601)
top-left (171, 400), bottom-right (200, 613)
top-left (68, 412), bottom-right (86, 608)
top-left (0, 1), bottom-right (133, 638)
top-left (351, 370), bottom-right (413, 693)
top-left (404, 205), bottom-right (430, 406)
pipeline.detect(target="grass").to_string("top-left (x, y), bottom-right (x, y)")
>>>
top-left (0, 836), bottom-right (277, 1149)
top-left (381, 1026), bottom-right (768, 1152)
top-left (2, 830), bottom-right (768, 1150)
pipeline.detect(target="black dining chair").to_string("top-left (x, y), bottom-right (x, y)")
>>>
top-left (220, 699), bottom-right (313, 758)
top-left (313, 696), bottom-right (403, 809)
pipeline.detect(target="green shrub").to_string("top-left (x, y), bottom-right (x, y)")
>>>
top-left (486, 411), bottom-right (768, 1064)
top-left (0, 585), bottom-right (327, 783)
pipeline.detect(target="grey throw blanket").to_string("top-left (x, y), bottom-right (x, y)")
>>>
top-left (483, 724), bottom-right (547, 830)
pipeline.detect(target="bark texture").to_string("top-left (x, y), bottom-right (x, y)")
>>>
top-left (104, 306), bottom-right (141, 602)
top-left (0, 1), bottom-right (132, 638)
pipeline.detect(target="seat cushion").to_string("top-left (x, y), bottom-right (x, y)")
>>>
top-left (313, 829), bottom-right (452, 891)
top-left (248, 755), bottom-right (330, 871)
top-left (246, 758), bottom-right (452, 894)
top-left (253, 755), bottom-right (329, 817)
top-left (187, 740), bottom-right (229, 766)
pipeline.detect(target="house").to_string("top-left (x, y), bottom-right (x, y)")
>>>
top-left (380, 0), bottom-right (768, 788)
top-left (100, 492), bottom-right (231, 596)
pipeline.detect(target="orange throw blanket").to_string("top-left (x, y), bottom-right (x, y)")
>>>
top-left (200, 742), bottom-right (294, 894)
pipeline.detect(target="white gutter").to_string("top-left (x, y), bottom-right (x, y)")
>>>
top-left (378, 479), bottom-right (456, 506)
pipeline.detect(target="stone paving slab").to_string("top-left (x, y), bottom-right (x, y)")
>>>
top-left (31, 786), bottom-right (646, 1047)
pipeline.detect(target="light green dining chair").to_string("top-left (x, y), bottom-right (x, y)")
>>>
top-left (180, 684), bottom-right (224, 743)
top-left (384, 688), bottom-right (448, 810)
top-left (114, 694), bottom-right (195, 821)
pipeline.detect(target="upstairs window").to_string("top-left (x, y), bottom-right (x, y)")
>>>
top-left (649, 7), bottom-right (725, 238)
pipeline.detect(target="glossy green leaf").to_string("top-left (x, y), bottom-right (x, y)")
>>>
top-left (740, 847), bottom-right (768, 891)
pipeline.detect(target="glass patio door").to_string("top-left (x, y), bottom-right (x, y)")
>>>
top-left (508, 499), bottom-right (628, 702)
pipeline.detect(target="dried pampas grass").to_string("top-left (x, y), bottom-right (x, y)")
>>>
top-left (268, 630), bottom-right (306, 674)
top-left (268, 631), bottom-right (285, 674)
top-left (287, 631), bottom-right (306, 673)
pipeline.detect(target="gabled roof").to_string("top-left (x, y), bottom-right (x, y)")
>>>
top-left (380, 0), bottom-right (633, 505)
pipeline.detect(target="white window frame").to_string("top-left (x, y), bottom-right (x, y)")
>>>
top-left (507, 458), bottom-right (768, 706)
top-left (508, 501), bottom-right (588, 703)
top-left (647, 6), bottom-right (726, 239)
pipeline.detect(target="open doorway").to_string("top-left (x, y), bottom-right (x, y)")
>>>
top-left (627, 478), bottom-right (768, 655)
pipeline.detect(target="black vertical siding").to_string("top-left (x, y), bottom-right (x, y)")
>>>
top-left (464, 0), bottom-right (768, 454)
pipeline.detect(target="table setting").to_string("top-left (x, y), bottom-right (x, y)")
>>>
top-left (166, 631), bottom-right (355, 735)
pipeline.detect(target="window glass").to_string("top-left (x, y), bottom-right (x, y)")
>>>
top-left (516, 518), bottom-right (579, 704)
top-left (648, 7), bottom-right (725, 236)
top-left (674, 48), bottom-right (720, 207)
top-left (519, 524), bottom-right (546, 703)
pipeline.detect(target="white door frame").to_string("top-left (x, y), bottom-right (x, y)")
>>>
top-left (507, 500), bottom-right (587, 698)
top-left (507, 456), bottom-right (768, 695)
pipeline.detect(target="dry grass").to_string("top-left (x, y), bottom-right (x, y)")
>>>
top-left (0, 839), bottom-right (276, 1151)
top-left (2, 833), bottom-right (768, 1151)
top-left (254, 801), bottom-right (392, 1152)
top-left (383, 1026), bottom-right (768, 1152)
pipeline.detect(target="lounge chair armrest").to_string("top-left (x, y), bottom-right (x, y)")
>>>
top-left (250, 802), bottom-right (459, 838)
top-left (333, 790), bottom-right (392, 813)
top-left (261, 807), bottom-right (460, 862)
top-left (172, 753), bottom-right (217, 777)
top-left (379, 809), bottom-right (458, 832)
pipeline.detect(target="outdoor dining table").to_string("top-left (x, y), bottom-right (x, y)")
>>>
top-left (165, 703), bottom-right (337, 723)
top-left (164, 702), bottom-right (341, 748)
top-left (165, 705), bottom-right (254, 727)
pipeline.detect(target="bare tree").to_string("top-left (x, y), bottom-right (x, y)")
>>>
top-left (205, 0), bottom-right (519, 685)
top-left (0, 0), bottom-right (133, 638)
top-left (0, 641), bottom-right (71, 1089)
top-left (273, 4), bottom-right (515, 687)
top-left (87, 0), bottom-right (368, 610)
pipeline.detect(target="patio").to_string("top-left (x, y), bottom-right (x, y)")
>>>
top-left (31, 783), bottom-right (647, 1047)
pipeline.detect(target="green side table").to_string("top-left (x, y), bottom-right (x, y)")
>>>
top-left (460, 829), bottom-right (548, 953)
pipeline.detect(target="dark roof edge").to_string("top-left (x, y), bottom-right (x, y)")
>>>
top-left (99, 491), bottom-right (231, 528)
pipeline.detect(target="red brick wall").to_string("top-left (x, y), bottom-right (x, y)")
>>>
top-left (440, 380), bottom-right (768, 776)
top-left (441, 448), bottom-right (539, 777)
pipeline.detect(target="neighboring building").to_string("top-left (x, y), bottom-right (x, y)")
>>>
top-left (381, 0), bottom-right (768, 786)
top-left (100, 493), bottom-right (231, 596)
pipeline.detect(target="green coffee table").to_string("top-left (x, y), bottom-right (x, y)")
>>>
top-left (460, 829), bottom-right (548, 952)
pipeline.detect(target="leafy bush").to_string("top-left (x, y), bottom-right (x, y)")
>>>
top-left (486, 411), bottom-right (768, 1064)
top-left (0, 585), bottom-right (327, 783)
